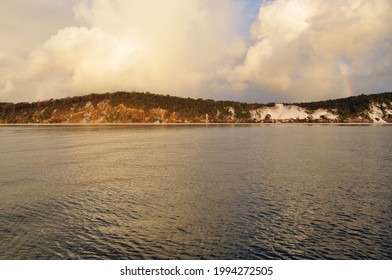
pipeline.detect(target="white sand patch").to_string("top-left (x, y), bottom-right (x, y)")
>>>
top-left (226, 106), bottom-right (236, 120)
top-left (369, 103), bottom-right (387, 123)
top-left (250, 104), bottom-right (308, 121)
top-left (311, 109), bottom-right (338, 120)
top-left (227, 107), bottom-right (235, 116)
top-left (382, 102), bottom-right (392, 116)
top-left (85, 101), bottom-right (93, 108)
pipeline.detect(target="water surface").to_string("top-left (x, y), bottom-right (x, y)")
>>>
top-left (0, 125), bottom-right (391, 259)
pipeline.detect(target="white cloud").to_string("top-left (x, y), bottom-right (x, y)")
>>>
top-left (231, 0), bottom-right (392, 101)
top-left (1, 0), bottom-right (391, 103)
top-left (1, 0), bottom-right (245, 102)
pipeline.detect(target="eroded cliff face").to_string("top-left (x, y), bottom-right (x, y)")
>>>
top-left (7, 101), bottom-right (390, 124)
top-left (248, 102), bottom-right (392, 123)
top-left (10, 101), bottom-right (211, 124)
top-left (34, 101), bottom-right (179, 124)
top-left (1, 92), bottom-right (391, 124)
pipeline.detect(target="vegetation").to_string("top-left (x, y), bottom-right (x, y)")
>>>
top-left (0, 91), bottom-right (391, 123)
top-left (296, 92), bottom-right (392, 121)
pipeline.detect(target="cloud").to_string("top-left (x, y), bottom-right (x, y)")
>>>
top-left (1, 0), bottom-right (245, 102)
top-left (231, 0), bottom-right (392, 101)
top-left (1, 0), bottom-right (391, 103)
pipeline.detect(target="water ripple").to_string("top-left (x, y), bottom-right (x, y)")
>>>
top-left (1, 125), bottom-right (392, 259)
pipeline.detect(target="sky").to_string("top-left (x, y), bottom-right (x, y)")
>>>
top-left (0, 0), bottom-right (391, 103)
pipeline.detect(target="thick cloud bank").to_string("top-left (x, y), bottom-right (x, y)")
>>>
top-left (1, 0), bottom-right (391, 102)
top-left (232, 0), bottom-right (392, 101)
top-left (1, 0), bottom-right (245, 101)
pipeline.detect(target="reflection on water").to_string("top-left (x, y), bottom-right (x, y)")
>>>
top-left (0, 125), bottom-right (391, 259)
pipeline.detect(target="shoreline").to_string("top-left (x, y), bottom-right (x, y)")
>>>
top-left (0, 122), bottom-right (391, 127)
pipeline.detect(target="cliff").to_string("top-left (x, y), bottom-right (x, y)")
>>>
top-left (0, 91), bottom-right (391, 124)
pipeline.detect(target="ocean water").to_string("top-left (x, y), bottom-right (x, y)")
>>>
top-left (0, 124), bottom-right (391, 260)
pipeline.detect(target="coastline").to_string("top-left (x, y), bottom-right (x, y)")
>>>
top-left (0, 122), bottom-right (391, 127)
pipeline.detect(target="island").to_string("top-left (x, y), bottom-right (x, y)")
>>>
top-left (0, 91), bottom-right (391, 124)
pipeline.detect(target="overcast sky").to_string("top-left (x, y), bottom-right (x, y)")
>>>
top-left (1, 0), bottom-right (391, 103)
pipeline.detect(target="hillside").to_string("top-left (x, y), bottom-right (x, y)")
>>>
top-left (0, 92), bottom-right (391, 124)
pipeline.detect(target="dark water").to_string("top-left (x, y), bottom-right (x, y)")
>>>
top-left (0, 125), bottom-right (391, 260)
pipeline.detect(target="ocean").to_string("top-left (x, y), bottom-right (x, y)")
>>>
top-left (0, 124), bottom-right (391, 259)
